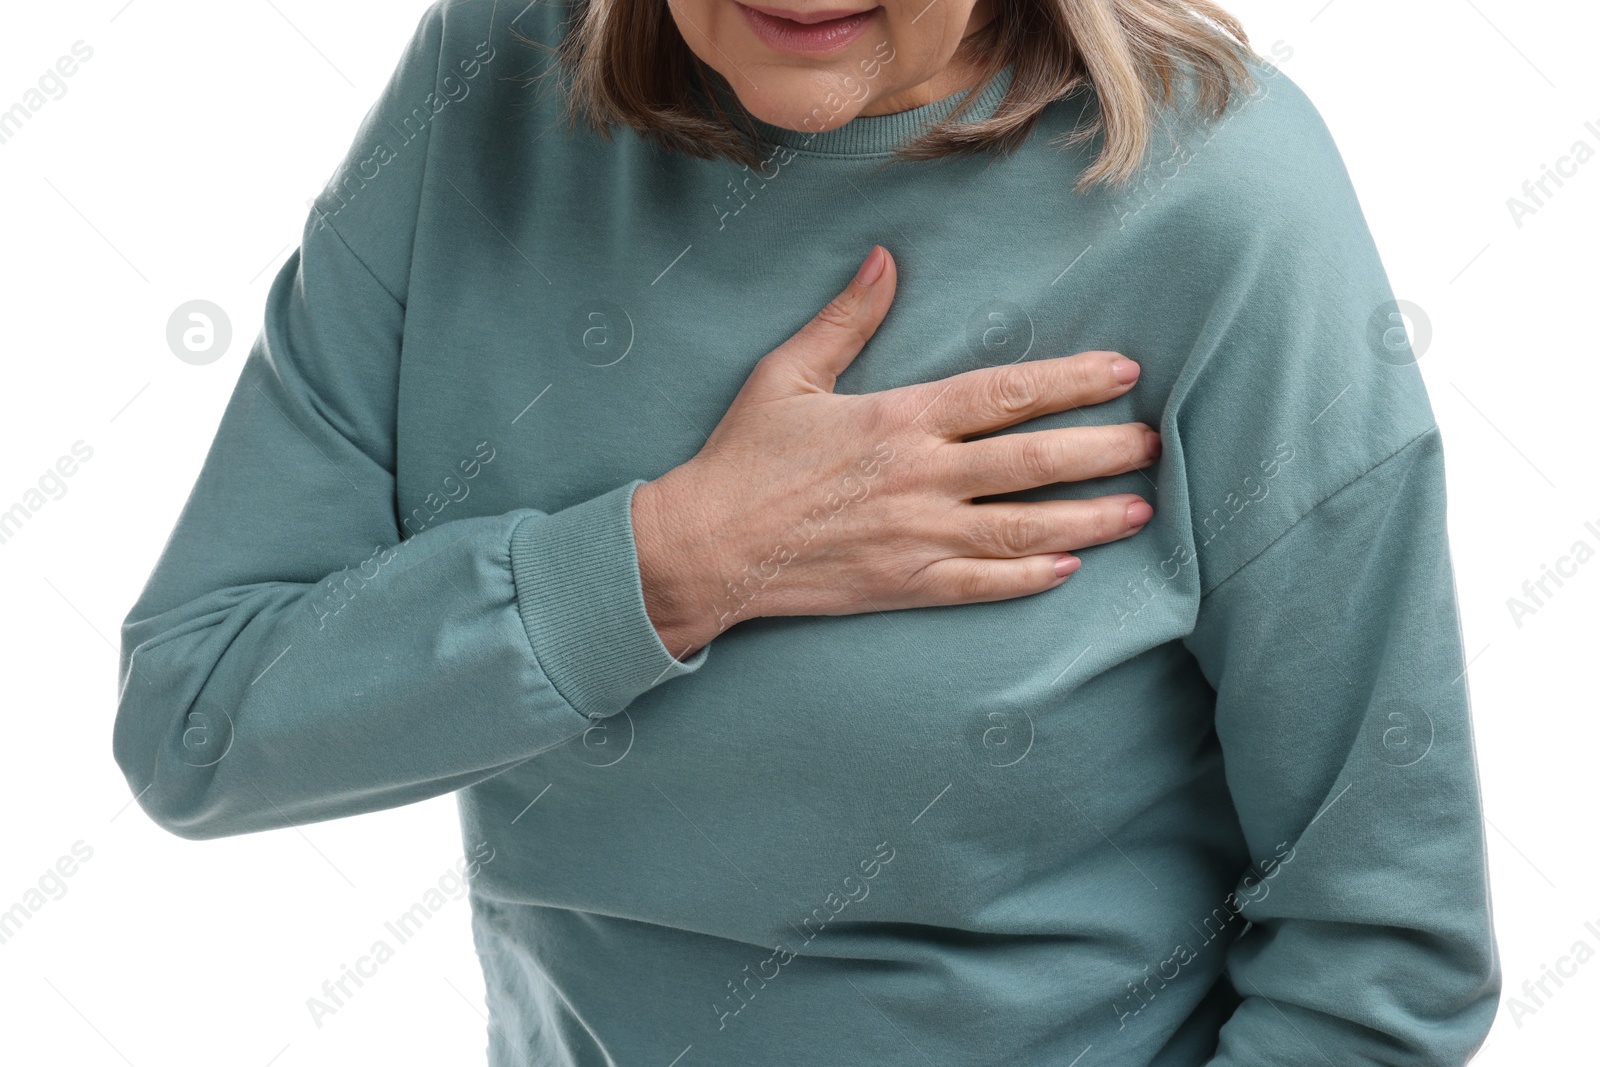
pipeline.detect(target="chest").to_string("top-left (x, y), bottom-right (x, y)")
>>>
top-left (394, 146), bottom-right (1225, 914)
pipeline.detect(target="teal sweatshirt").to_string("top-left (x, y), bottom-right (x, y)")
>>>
top-left (113, 2), bottom-right (1500, 1063)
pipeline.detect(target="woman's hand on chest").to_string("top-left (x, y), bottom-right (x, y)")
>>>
top-left (632, 245), bottom-right (1160, 658)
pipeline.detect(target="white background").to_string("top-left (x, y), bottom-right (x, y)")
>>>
top-left (0, 0), bottom-right (1593, 1063)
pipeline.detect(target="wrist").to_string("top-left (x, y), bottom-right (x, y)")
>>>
top-left (631, 475), bottom-right (729, 655)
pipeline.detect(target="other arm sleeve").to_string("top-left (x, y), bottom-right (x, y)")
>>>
top-left (1185, 427), bottom-right (1499, 1064)
top-left (112, 138), bottom-right (706, 842)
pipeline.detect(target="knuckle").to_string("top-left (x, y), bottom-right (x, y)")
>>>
top-left (1015, 433), bottom-right (1058, 484)
top-left (948, 561), bottom-right (991, 602)
top-left (970, 511), bottom-right (1042, 556)
top-left (871, 389), bottom-right (917, 434)
top-left (1070, 353), bottom-right (1100, 387)
top-left (964, 518), bottom-right (1001, 555)
top-left (896, 558), bottom-right (937, 599)
top-left (1067, 352), bottom-right (1105, 395)
top-left (1008, 512), bottom-right (1048, 554)
top-left (984, 366), bottom-right (1038, 420)
top-left (812, 295), bottom-right (868, 344)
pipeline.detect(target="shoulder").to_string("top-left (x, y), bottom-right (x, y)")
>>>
top-left (306, 0), bottom-right (563, 296)
top-left (1112, 57), bottom-right (1370, 262)
top-left (417, 0), bottom-right (568, 60)
top-left (1105, 62), bottom-right (1443, 591)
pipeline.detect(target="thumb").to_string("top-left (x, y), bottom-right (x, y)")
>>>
top-left (752, 246), bottom-right (897, 396)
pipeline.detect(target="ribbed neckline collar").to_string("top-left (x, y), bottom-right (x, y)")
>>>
top-left (712, 63), bottom-right (1016, 158)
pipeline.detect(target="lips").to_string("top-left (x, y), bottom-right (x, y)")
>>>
top-left (737, 3), bottom-right (880, 57)
top-left (743, 4), bottom-right (875, 23)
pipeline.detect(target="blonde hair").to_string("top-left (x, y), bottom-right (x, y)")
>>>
top-left (514, 0), bottom-right (1257, 190)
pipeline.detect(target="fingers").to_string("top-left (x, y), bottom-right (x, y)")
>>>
top-left (747, 246), bottom-right (899, 400)
top-left (906, 552), bottom-right (1083, 607)
top-left (901, 350), bottom-right (1141, 440)
top-left (935, 496), bottom-right (1153, 560)
top-left (944, 423), bottom-right (1162, 498)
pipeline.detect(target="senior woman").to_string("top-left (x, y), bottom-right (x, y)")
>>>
top-left (113, 0), bottom-right (1500, 1063)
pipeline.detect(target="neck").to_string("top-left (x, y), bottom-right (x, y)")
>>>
top-left (857, 0), bottom-right (998, 116)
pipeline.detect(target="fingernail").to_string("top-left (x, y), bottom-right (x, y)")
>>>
top-left (854, 246), bottom-right (885, 287)
top-left (1146, 431), bottom-right (1163, 457)
top-left (1054, 554), bottom-right (1081, 578)
top-left (1126, 501), bottom-right (1154, 527)
top-left (1111, 358), bottom-right (1140, 385)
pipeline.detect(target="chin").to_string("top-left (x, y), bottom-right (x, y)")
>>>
top-left (726, 68), bottom-right (870, 132)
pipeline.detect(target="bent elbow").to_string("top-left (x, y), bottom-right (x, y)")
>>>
top-left (111, 691), bottom-right (249, 842)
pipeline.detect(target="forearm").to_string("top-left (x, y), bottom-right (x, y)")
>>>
top-left (1189, 430), bottom-right (1500, 1063)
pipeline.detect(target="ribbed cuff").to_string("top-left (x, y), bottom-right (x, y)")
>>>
top-left (508, 480), bottom-right (709, 720)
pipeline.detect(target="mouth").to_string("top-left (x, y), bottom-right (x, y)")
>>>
top-left (736, 4), bottom-right (881, 57)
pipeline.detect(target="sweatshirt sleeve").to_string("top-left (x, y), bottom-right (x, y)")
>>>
top-left (1183, 428), bottom-right (1500, 1062)
top-left (1130, 61), bottom-right (1502, 1062)
top-left (111, 7), bottom-right (708, 841)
